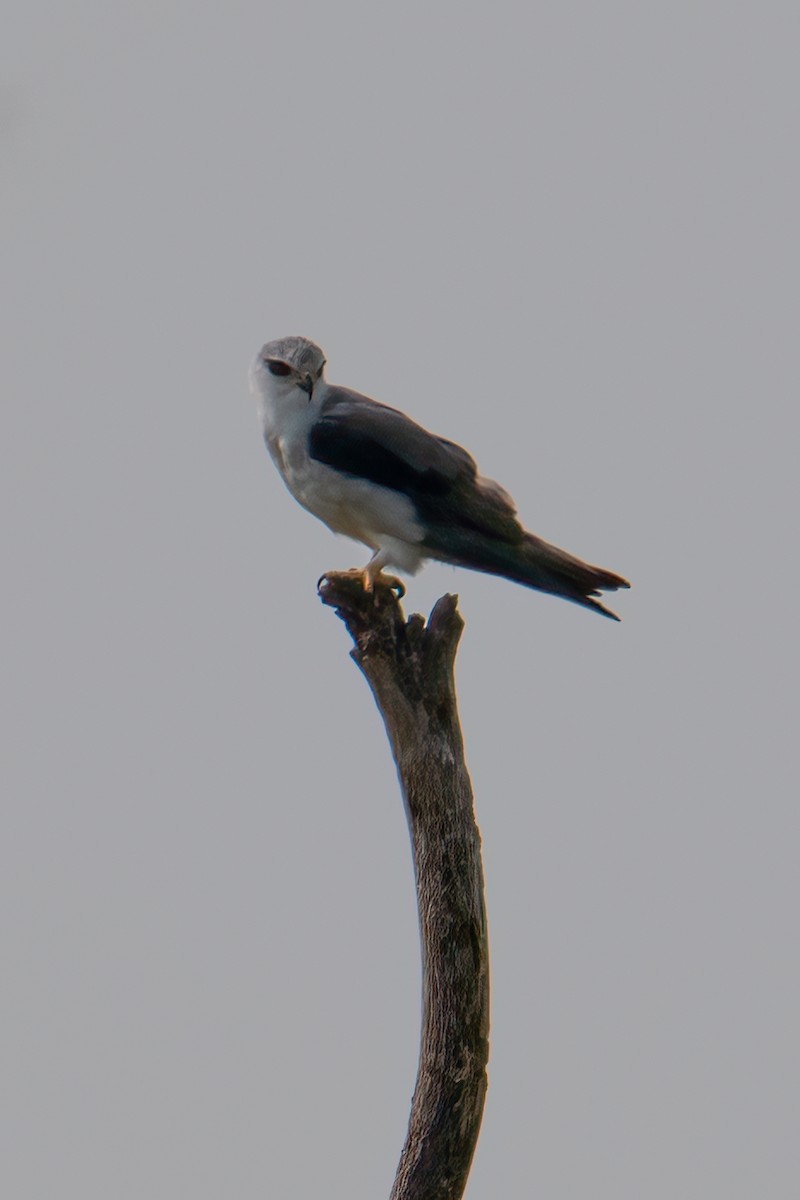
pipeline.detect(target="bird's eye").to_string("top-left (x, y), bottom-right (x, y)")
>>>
top-left (267, 360), bottom-right (292, 377)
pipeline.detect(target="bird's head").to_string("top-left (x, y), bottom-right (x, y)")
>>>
top-left (250, 336), bottom-right (327, 411)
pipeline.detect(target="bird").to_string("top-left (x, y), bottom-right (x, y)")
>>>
top-left (250, 336), bottom-right (630, 619)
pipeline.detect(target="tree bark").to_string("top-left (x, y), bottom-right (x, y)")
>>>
top-left (318, 573), bottom-right (490, 1200)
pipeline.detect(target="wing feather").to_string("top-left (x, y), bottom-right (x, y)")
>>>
top-left (311, 388), bottom-right (475, 483)
top-left (309, 386), bottom-right (525, 545)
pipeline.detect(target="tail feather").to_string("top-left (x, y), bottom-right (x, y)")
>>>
top-left (425, 529), bottom-right (630, 619)
top-left (511, 533), bottom-right (630, 620)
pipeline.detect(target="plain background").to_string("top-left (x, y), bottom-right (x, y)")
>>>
top-left (3, 3), bottom-right (798, 1197)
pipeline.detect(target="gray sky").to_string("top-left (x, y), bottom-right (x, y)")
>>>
top-left (3, 3), bottom-right (798, 1197)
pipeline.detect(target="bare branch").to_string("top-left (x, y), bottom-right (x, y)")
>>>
top-left (319, 573), bottom-right (490, 1200)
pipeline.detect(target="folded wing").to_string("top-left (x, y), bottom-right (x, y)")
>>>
top-left (309, 387), bottom-right (629, 618)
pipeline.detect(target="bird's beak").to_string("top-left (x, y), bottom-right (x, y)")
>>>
top-left (298, 373), bottom-right (314, 398)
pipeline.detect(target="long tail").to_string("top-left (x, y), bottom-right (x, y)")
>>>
top-left (428, 531), bottom-right (630, 619)
top-left (501, 533), bottom-right (630, 620)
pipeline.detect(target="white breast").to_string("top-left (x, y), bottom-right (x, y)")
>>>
top-left (255, 367), bottom-right (425, 572)
top-left (282, 435), bottom-right (424, 558)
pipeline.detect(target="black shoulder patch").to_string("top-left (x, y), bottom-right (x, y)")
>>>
top-left (308, 416), bottom-right (451, 497)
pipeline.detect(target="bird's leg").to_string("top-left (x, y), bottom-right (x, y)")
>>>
top-left (362, 551), bottom-right (406, 598)
top-left (362, 550), bottom-right (384, 592)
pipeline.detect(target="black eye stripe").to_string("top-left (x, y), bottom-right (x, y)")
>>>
top-left (267, 360), bottom-right (292, 377)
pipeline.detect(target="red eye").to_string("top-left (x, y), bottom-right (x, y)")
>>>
top-left (267, 360), bottom-right (292, 377)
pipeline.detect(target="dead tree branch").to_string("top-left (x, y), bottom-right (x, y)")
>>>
top-left (318, 573), bottom-right (490, 1200)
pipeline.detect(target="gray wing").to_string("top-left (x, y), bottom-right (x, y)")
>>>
top-left (310, 386), bottom-right (629, 618)
top-left (309, 387), bottom-right (524, 542)
top-left (312, 387), bottom-right (475, 480)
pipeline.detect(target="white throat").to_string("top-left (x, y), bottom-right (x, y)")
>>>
top-left (250, 361), bottom-right (312, 439)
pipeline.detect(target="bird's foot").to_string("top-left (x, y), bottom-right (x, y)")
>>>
top-left (362, 568), bottom-right (405, 598)
top-left (317, 568), bottom-right (405, 600)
